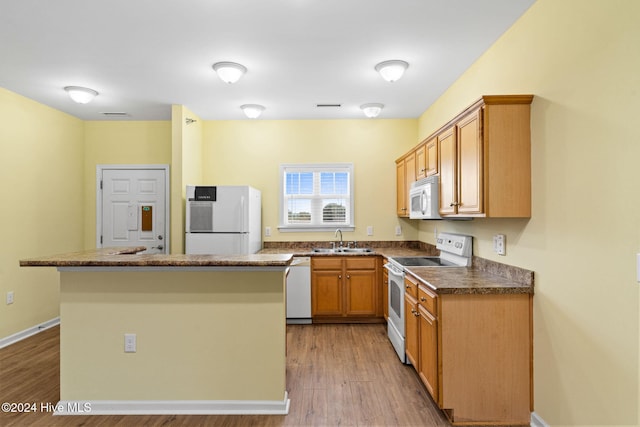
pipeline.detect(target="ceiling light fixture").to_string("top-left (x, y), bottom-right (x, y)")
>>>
top-left (360, 103), bottom-right (384, 118)
top-left (375, 60), bottom-right (409, 82)
top-left (241, 104), bottom-right (265, 119)
top-left (212, 62), bottom-right (247, 84)
top-left (64, 86), bottom-right (99, 104)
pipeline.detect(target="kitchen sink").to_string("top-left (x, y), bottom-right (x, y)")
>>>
top-left (312, 247), bottom-right (373, 253)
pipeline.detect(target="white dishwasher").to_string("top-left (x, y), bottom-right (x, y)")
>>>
top-left (286, 256), bottom-right (311, 324)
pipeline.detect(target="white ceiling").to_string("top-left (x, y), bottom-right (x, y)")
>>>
top-left (0, 0), bottom-right (535, 121)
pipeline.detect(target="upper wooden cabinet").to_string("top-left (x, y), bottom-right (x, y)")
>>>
top-left (397, 95), bottom-right (533, 218)
top-left (416, 138), bottom-right (438, 180)
top-left (396, 150), bottom-right (416, 217)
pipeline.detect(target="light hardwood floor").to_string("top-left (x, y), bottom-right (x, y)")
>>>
top-left (0, 324), bottom-right (450, 426)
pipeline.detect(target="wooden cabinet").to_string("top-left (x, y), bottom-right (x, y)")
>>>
top-left (404, 271), bottom-right (532, 425)
top-left (396, 150), bottom-right (416, 217)
top-left (416, 138), bottom-right (438, 180)
top-left (438, 108), bottom-right (483, 216)
top-left (417, 286), bottom-right (438, 402)
top-left (426, 138), bottom-right (438, 177)
top-left (404, 275), bottom-right (419, 367)
top-left (311, 256), bottom-right (382, 323)
top-left (415, 143), bottom-right (427, 180)
top-left (396, 95), bottom-right (533, 219)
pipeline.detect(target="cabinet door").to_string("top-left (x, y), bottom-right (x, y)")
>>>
top-left (419, 305), bottom-right (439, 403)
top-left (405, 151), bottom-right (416, 191)
top-left (312, 271), bottom-right (343, 316)
top-left (396, 160), bottom-right (407, 216)
top-left (415, 143), bottom-right (427, 180)
top-left (438, 127), bottom-right (456, 215)
top-left (426, 138), bottom-right (438, 176)
top-left (405, 293), bottom-right (419, 368)
top-left (457, 109), bottom-right (483, 215)
top-left (345, 270), bottom-right (377, 316)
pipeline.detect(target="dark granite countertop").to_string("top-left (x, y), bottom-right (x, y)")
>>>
top-left (258, 241), bottom-right (437, 258)
top-left (20, 247), bottom-right (293, 268)
top-left (405, 267), bottom-right (533, 295)
top-left (260, 241), bottom-right (534, 295)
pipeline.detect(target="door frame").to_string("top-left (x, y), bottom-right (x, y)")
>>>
top-left (96, 164), bottom-right (170, 250)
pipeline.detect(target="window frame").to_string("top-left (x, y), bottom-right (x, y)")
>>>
top-left (278, 163), bottom-right (355, 232)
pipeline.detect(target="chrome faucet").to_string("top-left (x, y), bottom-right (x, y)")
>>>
top-left (334, 229), bottom-right (343, 248)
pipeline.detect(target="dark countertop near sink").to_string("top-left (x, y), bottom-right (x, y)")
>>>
top-left (20, 247), bottom-right (293, 268)
top-left (260, 241), bottom-right (534, 295)
top-left (259, 241), bottom-right (437, 258)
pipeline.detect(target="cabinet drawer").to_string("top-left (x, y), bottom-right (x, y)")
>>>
top-left (345, 257), bottom-right (376, 270)
top-left (418, 285), bottom-right (437, 316)
top-left (404, 274), bottom-right (418, 299)
top-left (312, 257), bottom-right (343, 270)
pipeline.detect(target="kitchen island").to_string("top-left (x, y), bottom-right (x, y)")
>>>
top-left (20, 248), bottom-right (293, 415)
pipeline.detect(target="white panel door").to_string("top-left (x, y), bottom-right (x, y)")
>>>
top-left (100, 168), bottom-right (167, 254)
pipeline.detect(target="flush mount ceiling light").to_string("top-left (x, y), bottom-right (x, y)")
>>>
top-left (64, 86), bottom-right (99, 104)
top-left (375, 60), bottom-right (409, 82)
top-left (240, 104), bottom-right (265, 119)
top-left (360, 103), bottom-right (384, 118)
top-left (212, 62), bottom-right (247, 84)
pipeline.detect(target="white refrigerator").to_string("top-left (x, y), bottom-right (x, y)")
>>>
top-left (185, 185), bottom-right (262, 255)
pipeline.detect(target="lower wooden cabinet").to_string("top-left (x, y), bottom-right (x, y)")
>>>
top-left (404, 292), bottom-right (419, 367)
top-left (311, 256), bottom-right (382, 323)
top-left (418, 303), bottom-right (438, 402)
top-left (404, 272), bottom-right (532, 426)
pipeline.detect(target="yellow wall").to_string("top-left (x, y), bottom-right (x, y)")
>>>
top-left (60, 270), bottom-right (286, 401)
top-left (0, 88), bottom-right (84, 337)
top-left (203, 119), bottom-right (419, 242)
top-left (416, 0), bottom-right (640, 424)
top-left (83, 121), bottom-right (172, 250)
top-left (170, 105), bottom-right (203, 254)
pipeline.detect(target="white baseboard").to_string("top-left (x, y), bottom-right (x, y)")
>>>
top-left (54, 392), bottom-right (290, 416)
top-left (0, 317), bottom-right (60, 349)
top-left (531, 411), bottom-right (549, 427)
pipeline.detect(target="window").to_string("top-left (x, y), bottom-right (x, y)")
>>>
top-left (279, 163), bottom-right (354, 231)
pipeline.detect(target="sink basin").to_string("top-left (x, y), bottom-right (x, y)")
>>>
top-left (312, 247), bottom-right (373, 253)
top-left (312, 248), bottom-right (335, 253)
top-left (340, 248), bottom-right (373, 253)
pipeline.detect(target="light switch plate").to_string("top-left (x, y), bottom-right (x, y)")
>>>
top-left (366, 226), bottom-right (374, 236)
top-left (395, 226), bottom-right (402, 236)
top-left (265, 226), bottom-right (271, 237)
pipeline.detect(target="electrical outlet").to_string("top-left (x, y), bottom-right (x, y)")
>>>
top-left (395, 226), bottom-right (402, 236)
top-left (124, 333), bottom-right (137, 353)
top-left (265, 226), bottom-right (271, 237)
top-left (366, 226), bottom-right (374, 236)
top-left (493, 234), bottom-right (506, 256)
top-left (6, 291), bottom-right (14, 305)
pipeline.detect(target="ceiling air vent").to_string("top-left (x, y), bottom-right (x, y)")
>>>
top-left (316, 104), bottom-right (341, 108)
top-left (101, 112), bottom-right (129, 117)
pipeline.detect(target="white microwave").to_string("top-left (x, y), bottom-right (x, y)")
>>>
top-left (409, 176), bottom-right (441, 220)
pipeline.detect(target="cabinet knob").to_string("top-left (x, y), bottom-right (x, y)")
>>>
top-left (347, 275), bottom-right (350, 279)
top-left (339, 275), bottom-right (342, 279)
top-left (420, 297), bottom-right (426, 302)
top-left (406, 285), bottom-right (411, 289)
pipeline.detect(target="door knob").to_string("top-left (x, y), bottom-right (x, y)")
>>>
top-left (157, 235), bottom-right (163, 240)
